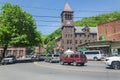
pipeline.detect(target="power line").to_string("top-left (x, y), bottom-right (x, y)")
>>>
top-left (35, 20), bottom-right (60, 23)
top-left (37, 25), bottom-right (61, 27)
top-left (33, 14), bottom-right (120, 20)
top-left (22, 6), bottom-right (62, 11)
top-left (22, 5), bottom-right (119, 13)
top-left (33, 15), bottom-right (60, 18)
top-left (33, 15), bottom-right (88, 19)
top-left (0, 1), bottom-right (119, 13)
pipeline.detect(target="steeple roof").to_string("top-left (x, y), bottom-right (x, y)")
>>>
top-left (63, 3), bottom-right (72, 11)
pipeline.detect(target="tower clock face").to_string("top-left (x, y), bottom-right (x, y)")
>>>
top-left (67, 21), bottom-right (70, 25)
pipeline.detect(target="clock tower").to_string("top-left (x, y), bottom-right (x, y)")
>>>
top-left (61, 3), bottom-right (74, 26)
top-left (61, 3), bottom-right (75, 52)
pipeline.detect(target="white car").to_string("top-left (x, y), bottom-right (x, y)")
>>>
top-left (104, 56), bottom-right (120, 69)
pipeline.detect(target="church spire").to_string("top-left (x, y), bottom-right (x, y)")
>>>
top-left (63, 2), bottom-right (72, 11)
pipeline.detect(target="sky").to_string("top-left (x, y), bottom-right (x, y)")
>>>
top-left (0, 0), bottom-right (120, 35)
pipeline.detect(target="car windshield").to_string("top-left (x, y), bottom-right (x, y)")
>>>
top-left (41, 55), bottom-right (46, 56)
top-left (6, 56), bottom-right (15, 58)
top-left (54, 55), bottom-right (59, 57)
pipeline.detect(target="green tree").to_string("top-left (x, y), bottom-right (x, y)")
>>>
top-left (0, 3), bottom-right (42, 58)
top-left (46, 40), bottom-right (55, 54)
top-left (44, 28), bottom-right (61, 44)
top-left (74, 12), bottom-right (120, 27)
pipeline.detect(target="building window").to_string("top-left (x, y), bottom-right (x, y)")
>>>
top-left (88, 35), bottom-right (89, 38)
top-left (68, 34), bottom-right (69, 38)
top-left (75, 40), bottom-right (77, 44)
top-left (62, 40), bottom-right (64, 44)
top-left (70, 40), bottom-right (72, 44)
top-left (88, 40), bottom-right (90, 42)
top-left (67, 40), bottom-right (69, 44)
top-left (113, 39), bottom-right (116, 41)
top-left (65, 34), bottom-right (67, 38)
top-left (65, 13), bottom-right (72, 20)
top-left (79, 34), bottom-right (81, 37)
top-left (80, 40), bottom-right (82, 44)
top-left (75, 35), bottom-right (77, 37)
top-left (76, 47), bottom-right (77, 51)
top-left (84, 34), bottom-right (86, 37)
top-left (114, 27), bottom-right (116, 33)
top-left (105, 28), bottom-right (107, 35)
top-left (13, 50), bottom-right (17, 56)
top-left (92, 34), bottom-right (94, 38)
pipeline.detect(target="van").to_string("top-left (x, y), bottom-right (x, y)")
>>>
top-left (82, 50), bottom-right (104, 61)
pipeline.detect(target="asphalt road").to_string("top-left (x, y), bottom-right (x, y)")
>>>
top-left (0, 61), bottom-right (120, 80)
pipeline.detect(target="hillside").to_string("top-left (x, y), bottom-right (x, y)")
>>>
top-left (44, 12), bottom-right (120, 44)
top-left (74, 12), bottom-right (120, 27)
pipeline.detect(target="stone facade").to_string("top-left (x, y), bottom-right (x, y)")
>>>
top-left (98, 20), bottom-right (120, 41)
top-left (61, 3), bottom-right (97, 52)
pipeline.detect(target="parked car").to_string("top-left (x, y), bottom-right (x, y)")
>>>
top-left (1, 55), bottom-right (16, 65)
top-left (39, 54), bottom-right (47, 61)
top-left (60, 53), bottom-right (87, 66)
top-left (45, 54), bottom-right (60, 63)
top-left (31, 53), bottom-right (39, 61)
top-left (104, 55), bottom-right (120, 69)
top-left (82, 50), bottom-right (104, 61)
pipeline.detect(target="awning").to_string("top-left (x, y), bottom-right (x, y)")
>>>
top-left (87, 45), bottom-right (110, 48)
top-left (78, 48), bottom-right (87, 52)
top-left (64, 49), bottom-right (74, 54)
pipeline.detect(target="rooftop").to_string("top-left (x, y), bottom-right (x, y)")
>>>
top-left (63, 3), bottom-right (73, 12)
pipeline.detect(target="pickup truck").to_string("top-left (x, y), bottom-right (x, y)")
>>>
top-left (105, 56), bottom-right (120, 69)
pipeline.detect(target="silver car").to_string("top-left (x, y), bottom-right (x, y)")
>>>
top-left (45, 54), bottom-right (60, 63)
top-left (1, 56), bottom-right (16, 65)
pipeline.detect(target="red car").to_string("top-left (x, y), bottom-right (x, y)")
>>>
top-left (60, 53), bottom-right (87, 66)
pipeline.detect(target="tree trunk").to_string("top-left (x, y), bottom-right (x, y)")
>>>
top-left (2, 44), bottom-right (8, 58)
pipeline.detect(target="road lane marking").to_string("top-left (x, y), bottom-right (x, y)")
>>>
top-left (33, 62), bottom-right (38, 64)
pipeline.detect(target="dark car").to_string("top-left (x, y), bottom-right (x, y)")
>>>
top-left (39, 54), bottom-right (47, 61)
top-left (1, 55), bottom-right (16, 65)
top-left (60, 53), bottom-right (87, 66)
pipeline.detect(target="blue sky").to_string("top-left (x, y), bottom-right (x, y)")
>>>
top-left (0, 0), bottom-right (120, 35)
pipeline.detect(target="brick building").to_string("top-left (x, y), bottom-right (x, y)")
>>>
top-left (98, 20), bottom-right (120, 41)
top-left (61, 3), bottom-right (98, 52)
top-left (0, 46), bottom-right (26, 58)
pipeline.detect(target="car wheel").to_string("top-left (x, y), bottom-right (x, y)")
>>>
top-left (73, 62), bottom-right (77, 66)
top-left (50, 60), bottom-right (52, 63)
top-left (112, 61), bottom-right (120, 70)
top-left (2, 63), bottom-right (4, 65)
top-left (81, 63), bottom-right (85, 66)
top-left (94, 57), bottom-right (98, 61)
top-left (60, 61), bottom-right (64, 65)
top-left (68, 63), bottom-right (71, 65)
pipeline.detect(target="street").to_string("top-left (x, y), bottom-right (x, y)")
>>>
top-left (0, 61), bottom-right (120, 80)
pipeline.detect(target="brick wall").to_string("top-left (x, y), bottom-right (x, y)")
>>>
top-left (98, 20), bottom-right (120, 41)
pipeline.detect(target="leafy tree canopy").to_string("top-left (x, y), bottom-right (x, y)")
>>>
top-left (0, 3), bottom-right (43, 57)
top-left (44, 28), bottom-right (61, 44)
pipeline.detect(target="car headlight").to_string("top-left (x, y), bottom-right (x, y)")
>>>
top-left (105, 59), bottom-right (109, 61)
